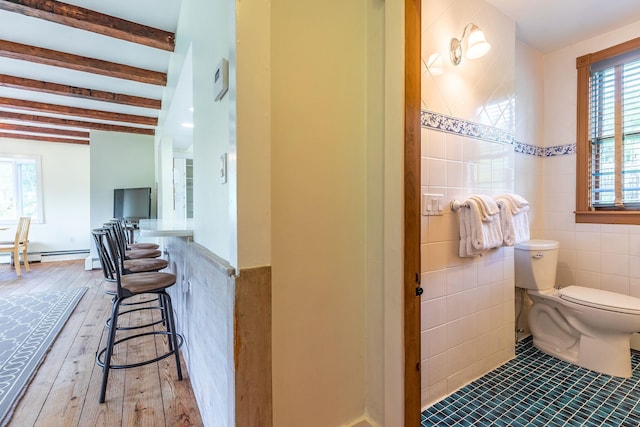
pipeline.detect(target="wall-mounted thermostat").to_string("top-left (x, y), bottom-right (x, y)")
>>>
top-left (214, 58), bottom-right (229, 101)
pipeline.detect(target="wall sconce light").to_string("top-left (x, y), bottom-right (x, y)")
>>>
top-left (450, 23), bottom-right (491, 65)
top-left (425, 53), bottom-right (443, 76)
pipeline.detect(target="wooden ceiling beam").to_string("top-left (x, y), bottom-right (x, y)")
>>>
top-left (0, 111), bottom-right (155, 135)
top-left (0, 121), bottom-right (88, 137)
top-left (0, 131), bottom-right (89, 145)
top-left (0, 0), bottom-right (175, 51)
top-left (0, 96), bottom-right (157, 126)
top-left (0, 40), bottom-right (166, 86)
top-left (0, 74), bottom-right (161, 109)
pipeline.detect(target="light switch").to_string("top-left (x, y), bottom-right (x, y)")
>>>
top-left (422, 193), bottom-right (444, 216)
top-left (220, 153), bottom-right (227, 184)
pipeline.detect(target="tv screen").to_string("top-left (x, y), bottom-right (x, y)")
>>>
top-left (113, 187), bottom-right (151, 220)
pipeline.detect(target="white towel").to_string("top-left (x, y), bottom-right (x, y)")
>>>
top-left (458, 205), bottom-right (482, 257)
top-left (469, 195), bottom-right (500, 221)
top-left (495, 193), bottom-right (530, 246)
top-left (457, 196), bottom-right (503, 257)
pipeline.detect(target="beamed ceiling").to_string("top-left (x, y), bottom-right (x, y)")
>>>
top-left (0, 0), bottom-right (182, 145)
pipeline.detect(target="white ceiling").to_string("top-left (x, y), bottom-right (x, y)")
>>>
top-left (485, 0), bottom-right (640, 53)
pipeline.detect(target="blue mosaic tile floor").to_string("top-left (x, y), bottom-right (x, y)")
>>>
top-left (421, 337), bottom-right (640, 426)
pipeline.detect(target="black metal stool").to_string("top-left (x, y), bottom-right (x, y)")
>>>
top-left (91, 228), bottom-right (183, 403)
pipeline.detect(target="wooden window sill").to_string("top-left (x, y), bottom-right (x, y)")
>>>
top-left (575, 210), bottom-right (640, 225)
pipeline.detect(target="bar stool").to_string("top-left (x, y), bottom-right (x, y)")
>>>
top-left (91, 228), bottom-right (183, 403)
top-left (106, 220), bottom-right (161, 259)
top-left (94, 225), bottom-right (168, 330)
top-left (116, 218), bottom-right (160, 250)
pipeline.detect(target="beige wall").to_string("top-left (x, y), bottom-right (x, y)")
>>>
top-left (420, 0), bottom-right (516, 408)
top-left (271, 1), bottom-right (368, 425)
top-left (157, 0), bottom-right (404, 425)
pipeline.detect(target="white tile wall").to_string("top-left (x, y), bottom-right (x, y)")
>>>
top-left (420, 0), bottom-right (518, 409)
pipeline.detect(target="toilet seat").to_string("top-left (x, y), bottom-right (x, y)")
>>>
top-left (559, 286), bottom-right (640, 315)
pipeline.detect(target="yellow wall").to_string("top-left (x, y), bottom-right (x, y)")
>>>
top-left (158, 0), bottom-right (406, 424)
top-left (270, 1), bottom-right (368, 425)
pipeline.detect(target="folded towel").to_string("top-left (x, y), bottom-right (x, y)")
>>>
top-left (495, 193), bottom-right (529, 215)
top-left (469, 195), bottom-right (500, 221)
top-left (457, 196), bottom-right (503, 257)
top-left (495, 194), bottom-right (530, 246)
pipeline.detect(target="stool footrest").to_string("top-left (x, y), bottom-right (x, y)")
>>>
top-left (96, 331), bottom-right (184, 370)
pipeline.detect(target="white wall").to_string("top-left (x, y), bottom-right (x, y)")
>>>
top-left (156, 0), bottom-right (234, 265)
top-left (0, 137), bottom-right (90, 254)
top-left (514, 41), bottom-right (545, 239)
top-left (89, 131), bottom-right (155, 234)
top-left (543, 21), bottom-right (640, 296)
top-left (420, 0), bottom-right (516, 408)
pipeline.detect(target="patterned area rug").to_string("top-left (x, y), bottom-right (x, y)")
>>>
top-left (0, 287), bottom-right (87, 426)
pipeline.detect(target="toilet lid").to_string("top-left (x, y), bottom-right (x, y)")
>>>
top-left (559, 286), bottom-right (640, 314)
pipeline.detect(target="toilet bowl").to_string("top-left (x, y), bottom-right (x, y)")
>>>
top-left (515, 239), bottom-right (640, 378)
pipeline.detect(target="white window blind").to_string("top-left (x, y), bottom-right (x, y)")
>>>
top-left (590, 55), bottom-right (640, 208)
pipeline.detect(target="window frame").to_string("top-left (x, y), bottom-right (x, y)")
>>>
top-left (576, 36), bottom-right (640, 225)
top-left (0, 154), bottom-right (44, 225)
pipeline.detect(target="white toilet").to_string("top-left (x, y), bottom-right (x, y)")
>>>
top-left (515, 239), bottom-right (640, 377)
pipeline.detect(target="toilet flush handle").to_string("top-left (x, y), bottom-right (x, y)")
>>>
top-left (533, 251), bottom-right (544, 259)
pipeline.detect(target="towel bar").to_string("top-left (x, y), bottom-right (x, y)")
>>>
top-left (450, 200), bottom-right (470, 212)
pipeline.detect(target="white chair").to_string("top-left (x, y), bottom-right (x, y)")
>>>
top-left (0, 217), bottom-right (31, 276)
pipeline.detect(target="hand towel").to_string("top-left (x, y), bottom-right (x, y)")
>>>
top-left (495, 194), bottom-right (530, 246)
top-left (457, 196), bottom-right (503, 257)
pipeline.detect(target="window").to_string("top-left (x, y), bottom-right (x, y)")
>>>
top-left (576, 37), bottom-right (640, 224)
top-left (0, 155), bottom-right (43, 224)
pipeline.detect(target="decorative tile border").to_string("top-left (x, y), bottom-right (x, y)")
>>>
top-left (420, 110), bottom-right (514, 145)
top-left (513, 141), bottom-right (576, 157)
top-left (421, 110), bottom-right (576, 157)
top-left (513, 141), bottom-right (543, 156)
top-left (544, 143), bottom-right (576, 157)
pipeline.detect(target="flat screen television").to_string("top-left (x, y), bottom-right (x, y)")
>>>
top-left (113, 187), bottom-right (151, 221)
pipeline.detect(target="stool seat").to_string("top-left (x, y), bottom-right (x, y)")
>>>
top-left (124, 248), bottom-right (161, 259)
top-left (123, 257), bottom-right (168, 274)
top-left (128, 242), bottom-right (160, 250)
top-left (102, 272), bottom-right (176, 295)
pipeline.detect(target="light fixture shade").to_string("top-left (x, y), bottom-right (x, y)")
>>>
top-left (466, 25), bottom-right (490, 59)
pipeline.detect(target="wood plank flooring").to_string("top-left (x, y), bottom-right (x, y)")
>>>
top-left (0, 259), bottom-right (203, 427)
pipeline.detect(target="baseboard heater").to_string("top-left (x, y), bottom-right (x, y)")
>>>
top-left (1, 249), bottom-right (90, 263)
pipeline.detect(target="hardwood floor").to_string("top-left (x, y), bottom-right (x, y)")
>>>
top-left (0, 259), bottom-right (203, 427)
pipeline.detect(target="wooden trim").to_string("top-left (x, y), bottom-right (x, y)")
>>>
top-left (575, 59), bottom-right (590, 213)
top-left (404, 0), bottom-right (421, 424)
top-left (590, 37), bottom-right (640, 64)
top-left (0, 110), bottom-right (155, 135)
top-left (0, 131), bottom-right (88, 144)
top-left (234, 266), bottom-right (272, 427)
top-left (0, 122), bottom-right (88, 137)
top-left (575, 211), bottom-right (640, 225)
top-left (0, 0), bottom-right (175, 51)
top-left (0, 39), bottom-right (167, 86)
top-left (0, 74), bottom-right (161, 109)
top-left (0, 97), bottom-right (157, 126)
top-left (575, 37), bottom-right (640, 224)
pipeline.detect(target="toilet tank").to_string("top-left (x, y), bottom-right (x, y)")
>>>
top-left (514, 239), bottom-right (559, 290)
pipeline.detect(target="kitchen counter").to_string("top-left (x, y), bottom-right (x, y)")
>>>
top-left (138, 218), bottom-right (194, 238)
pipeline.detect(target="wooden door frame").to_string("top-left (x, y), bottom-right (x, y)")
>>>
top-left (404, 0), bottom-right (421, 424)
